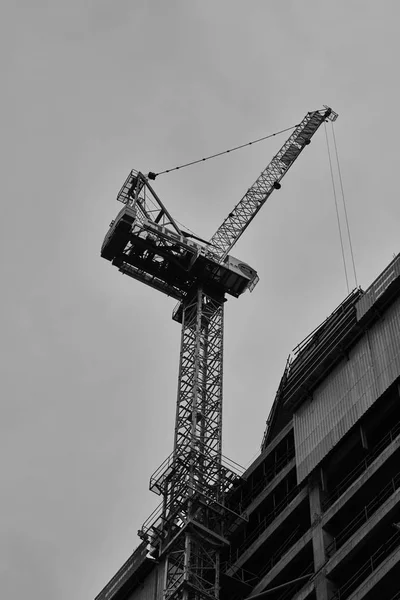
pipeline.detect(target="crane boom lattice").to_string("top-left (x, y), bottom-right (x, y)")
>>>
top-left (209, 107), bottom-right (337, 261)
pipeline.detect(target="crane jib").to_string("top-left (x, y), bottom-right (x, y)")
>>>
top-left (209, 107), bottom-right (337, 261)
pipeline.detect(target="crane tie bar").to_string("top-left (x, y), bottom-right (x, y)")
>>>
top-left (147, 124), bottom-right (299, 180)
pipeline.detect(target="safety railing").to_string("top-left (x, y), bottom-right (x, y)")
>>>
top-left (255, 525), bottom-right (302, 580)
top-left (220, 563), bottom-right (259, 588)
top-left (322, 418), bottom-right (400, 510)
top-left (228, 484), bottom-right (301, 563)
top-left (326, 469), bottom-right (400, 556)
top-left (275, 561), bottom-right (314, 600)
top-left (237, 447), bottom-right (295, 513)
top-left (331, 530), bottom-right (400, 599)
top-left (149, 449), bottom-right (245, 496)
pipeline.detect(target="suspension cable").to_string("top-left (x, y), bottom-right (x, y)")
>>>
top-left (147, 124), bottom-right (299, 179)
top-left (331, 123), bottom-right (358, 288)
top-left (324, 123), bottom-right (350, 295)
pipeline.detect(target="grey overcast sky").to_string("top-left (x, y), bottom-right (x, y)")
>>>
top-left (2, 1), bottom-right (400, 598)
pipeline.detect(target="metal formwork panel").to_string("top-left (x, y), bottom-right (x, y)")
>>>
top-left (294, 330), bottom-right (376, 484)
top-left (295, 295), bottom-right (400, 483)
top-left (369, 295), bottom-right (400, 398)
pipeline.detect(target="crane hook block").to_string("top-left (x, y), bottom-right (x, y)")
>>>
top-left (273, 181), bottom-right (281, 190)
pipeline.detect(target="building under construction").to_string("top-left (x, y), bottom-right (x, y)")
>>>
top-left (95, 253), bottom-right (400, 600)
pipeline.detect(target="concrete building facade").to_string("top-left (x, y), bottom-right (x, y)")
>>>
top-left (95, 255), bottom-right (400, 600)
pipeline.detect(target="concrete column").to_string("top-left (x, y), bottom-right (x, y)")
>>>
top-left (309, 475), bottom-right (336, 600)
top-left (314, 572), bottom-right (337, 600)
top-left (309, 481), bottom-right (325, 570)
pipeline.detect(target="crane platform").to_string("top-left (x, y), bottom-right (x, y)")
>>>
top-left (101, 202), bottom-right (258, 302)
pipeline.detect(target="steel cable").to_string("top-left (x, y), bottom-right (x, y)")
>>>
top-left (148, 124), bottom-right (298, 179)
top-left (331, 122), bottom-right (358, 288)
top-left (325, 123), bottom-right (350, 294)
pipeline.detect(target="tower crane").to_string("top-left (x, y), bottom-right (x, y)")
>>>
top-left (101, 106), bottom-right (338, 600)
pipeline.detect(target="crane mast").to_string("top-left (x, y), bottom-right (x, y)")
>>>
top-left (100, 106), bottom-right (338, 600)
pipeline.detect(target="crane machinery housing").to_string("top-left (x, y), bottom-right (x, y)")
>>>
top-left (100, 106), bottom-right (338, 600)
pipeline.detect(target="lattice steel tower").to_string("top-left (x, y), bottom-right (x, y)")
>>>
top-left (101, 106), bottom-right (337, 600)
